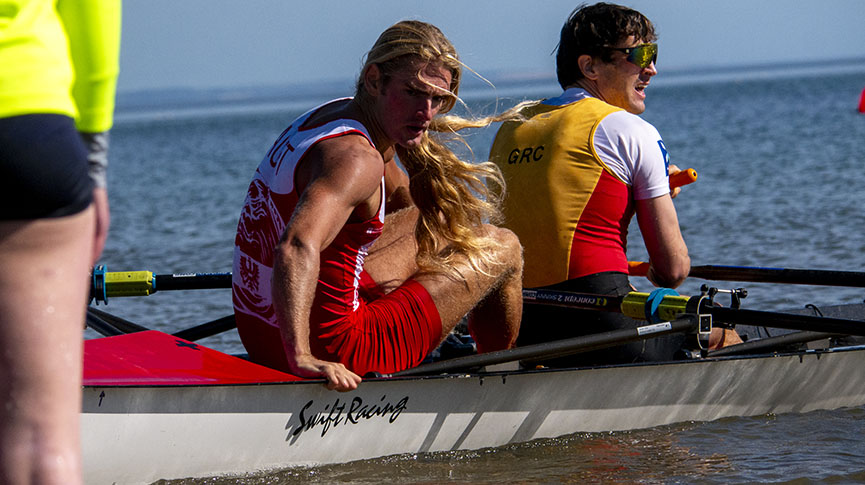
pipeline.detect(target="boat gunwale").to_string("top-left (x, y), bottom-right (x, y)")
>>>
top-left (81, 343), bottom-right (865, 391)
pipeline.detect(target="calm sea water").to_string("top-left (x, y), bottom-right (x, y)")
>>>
top-left (101, 66), bottom-right (865, 483)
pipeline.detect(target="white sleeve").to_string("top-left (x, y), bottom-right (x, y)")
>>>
top-left (593, 110), bottom-right (671, 200)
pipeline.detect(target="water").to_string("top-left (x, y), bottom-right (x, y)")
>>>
top-left (157, 408), bottom-right (865, 484)
top-left (102, 67), bottom-right (865, 482)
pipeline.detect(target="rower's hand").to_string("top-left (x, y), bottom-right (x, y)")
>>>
top-left (291, 354), bottom-right (362, 392)
top-left (668, 164), bottom-right (682, 199)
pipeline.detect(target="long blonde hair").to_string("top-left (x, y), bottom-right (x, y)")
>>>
top-left (355, 21), bottom-right (530, 276)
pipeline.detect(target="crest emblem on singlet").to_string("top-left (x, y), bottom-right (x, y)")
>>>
top-left (657, 140), bottom-right (670, 173)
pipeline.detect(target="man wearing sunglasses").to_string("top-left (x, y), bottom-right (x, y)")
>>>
top-left (490, 3), bottom-right (704, 366)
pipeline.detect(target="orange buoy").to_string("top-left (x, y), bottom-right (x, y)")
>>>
top-left (859, 86), bottom-right (865, 113)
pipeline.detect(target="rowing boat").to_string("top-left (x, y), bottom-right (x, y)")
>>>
top-left (81, 300), bottom-right (865, 483)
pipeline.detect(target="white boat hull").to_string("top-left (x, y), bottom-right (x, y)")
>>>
top-left (82, 344), bottom-right (865, 483)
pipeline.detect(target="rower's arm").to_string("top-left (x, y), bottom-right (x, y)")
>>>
top-left (272, 137), bottom-right (381, 391)
top-left (635, 194), bottom-right (690, 288)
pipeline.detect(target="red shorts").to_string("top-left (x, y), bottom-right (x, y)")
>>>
top-left (314, 278), bottom-right (442, 375)
top-left (235, 277), bottom-right (442, 376)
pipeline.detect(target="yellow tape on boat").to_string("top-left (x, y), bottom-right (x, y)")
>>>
top-left (104, 271), bottom-right (155, 297)
top-left (621, 292), bottom-right (691, 321)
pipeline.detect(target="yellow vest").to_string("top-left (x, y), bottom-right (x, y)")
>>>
top-left (491, 98), bottom-right (632, 287)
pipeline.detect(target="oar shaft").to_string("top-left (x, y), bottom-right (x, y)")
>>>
top-left (86, 309), bottom-right (125, 337)
top-left (86, 307), bottom-right (149, 335)
top-left (709, 306), bottom-right (865, 336)
top-left (522, 288), bottom-right (624, 312)
top-left (173, 315), bottom-right (236, 341)
top-left (524, 288), bottom-right (696, 323)
top-left (688, 265), bottom-right (865, 287)
top-left (526, 287), bottom-right (865, 338)
top-left (154, 272), bottom-right (232, 291)
top-left (388, 316), bottom-right (698, 377)
top-left (86, 307), bottom-right (237, 342)
top-left (629, 262), bottom-right (865, 288)
top-left (707, 330), bottom-right (840, 357)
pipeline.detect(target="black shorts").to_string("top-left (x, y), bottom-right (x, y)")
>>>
top-left (518, 272), bottom-right (686, 367)
top-left (0, 114), bottom-right (93, 220)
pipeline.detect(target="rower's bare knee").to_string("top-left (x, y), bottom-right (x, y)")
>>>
top-left (487, 225), bottom-right (523, 278)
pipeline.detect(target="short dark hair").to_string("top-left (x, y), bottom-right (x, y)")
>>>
top-left (556, 2), bottom-right (656, 89)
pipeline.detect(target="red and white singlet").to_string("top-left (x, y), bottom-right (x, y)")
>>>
top-left (232, 99), bottom-right (385, 365)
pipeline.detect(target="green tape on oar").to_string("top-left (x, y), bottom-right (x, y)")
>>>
top-left (621, 291), bottom-right (691, 322)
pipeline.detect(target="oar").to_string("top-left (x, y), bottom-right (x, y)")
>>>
top-left (91, 268), bottom-right (232, 303)
top-left (85, 306), bottom-right (236, 341)
top-left (87, 268), bottom-right (237, 339)
top-left (385, 315), bottom-right (700, 377)
top-left (87, 307), bottom-right (149, 335)
top-left (628, 261), bottom-right (865, 288)
top-left (707, 330), bottom-right (841, 357)
top-left (173, 315), bottom-right (237, 341)
top-left (86, 308), bottom-right (130, 337)
top-left (523, 287), bottom-right (865, 337)
top-left (708, 306), bottom-right (865, 335)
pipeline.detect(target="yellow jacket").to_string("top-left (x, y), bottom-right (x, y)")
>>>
top-left (0, 0), bottom-right (121, 132)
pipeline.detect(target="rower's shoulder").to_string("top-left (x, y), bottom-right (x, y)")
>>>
top-left (599, 110), bottom-right (661, 139)
top-left (302, 98), bottom-right (354, 126)
top-left (303, 134), bottom-right (383, 197)
top-left (311, 130), bottom-right (380, 166)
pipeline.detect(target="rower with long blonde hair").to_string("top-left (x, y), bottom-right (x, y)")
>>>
top-left (233, 20), bottom-right (525, 391)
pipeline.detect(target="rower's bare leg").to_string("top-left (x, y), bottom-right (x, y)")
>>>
top-left (464, 250), bottom-right (523, 353)
top-left (0, 208), bottom-right (94, 485)
top-left (363, 207), bottom-right (419, 294)
top-left (365, 210), bottom-right (522, 352)
top-left (413, 225), bottom-right (523, 352)
top-left (708, 327), bottom-right (743, 350)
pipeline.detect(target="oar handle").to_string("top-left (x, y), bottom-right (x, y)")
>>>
top-left (104, 271), bottom-right (156, 297)
top-left (669, 168), bottom-right (698, 188)
top-left (90, 268), bottom-right (232, 303)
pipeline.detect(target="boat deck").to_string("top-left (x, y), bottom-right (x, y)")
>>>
top-left (84, 330), bottom-right (305, 386)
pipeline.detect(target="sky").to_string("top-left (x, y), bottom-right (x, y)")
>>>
top-left (118, 0), bottom-right (865, 93)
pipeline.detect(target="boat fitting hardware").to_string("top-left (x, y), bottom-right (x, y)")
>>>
top-left (701, 285), bottom-right (748, 309)
top-left (694, 293), bottom-right (713, 353)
